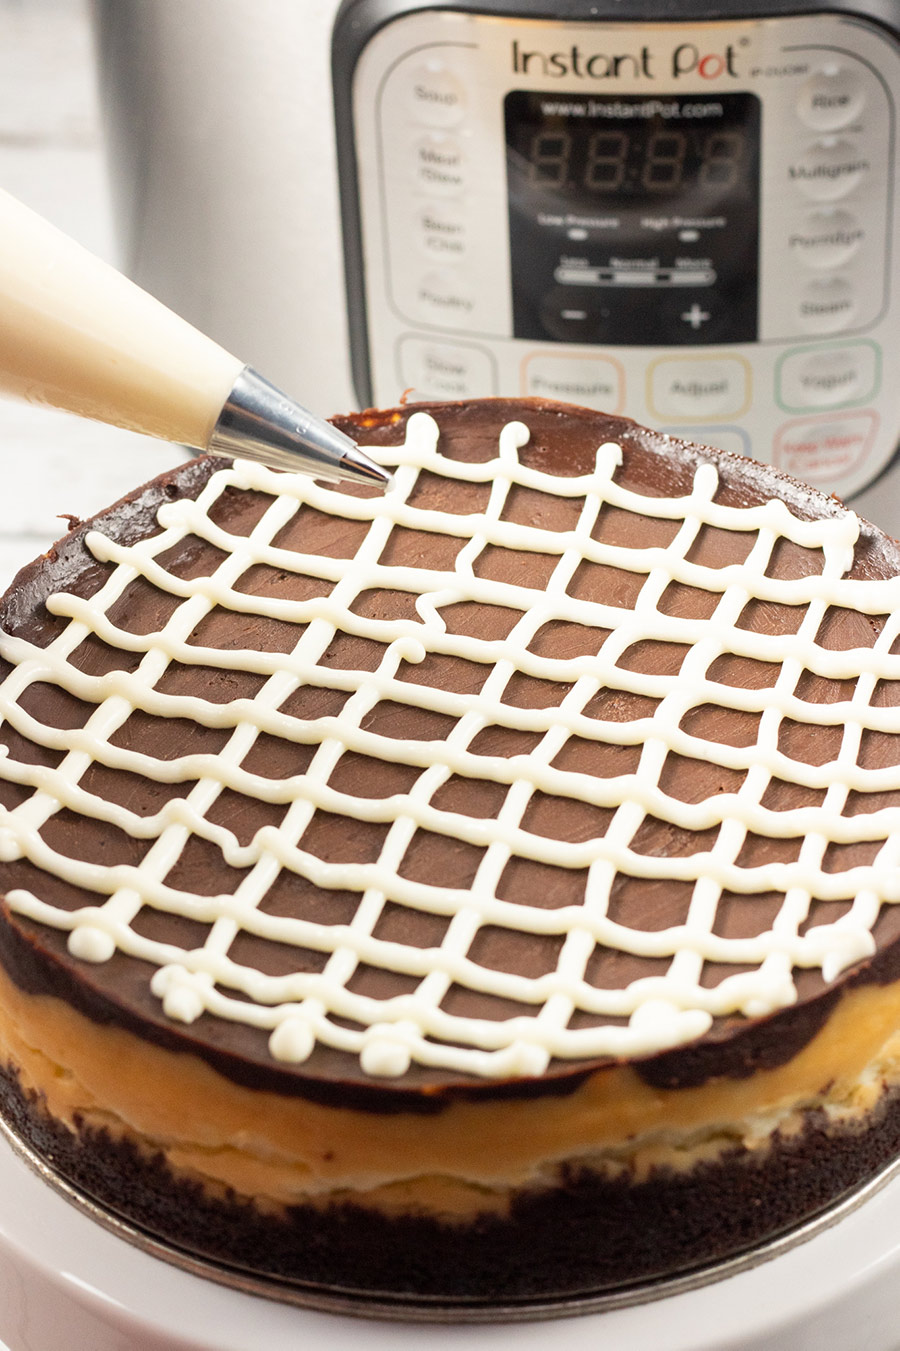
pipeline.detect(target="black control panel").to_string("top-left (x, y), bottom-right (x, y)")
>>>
top-left (506, 90), bottom-right (761, 346)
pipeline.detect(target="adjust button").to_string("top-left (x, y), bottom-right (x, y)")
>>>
top-left (788, 208), bottom-right (864, 270)
top-left (797, 65), bottom-right (865, 132)
top-left (788, 138), bottom-right (870, 202)
top-left (648, 356), bottom-right (750, 422)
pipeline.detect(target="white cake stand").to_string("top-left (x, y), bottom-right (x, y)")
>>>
top-left (1, 1125), bottom-right (900, 1351)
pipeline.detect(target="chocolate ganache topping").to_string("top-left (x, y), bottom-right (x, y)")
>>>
top-left (2, 398), bottom-right (900, 1105)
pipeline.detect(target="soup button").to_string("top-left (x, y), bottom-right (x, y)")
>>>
top-left (649, 356), bottom-right (750, 421)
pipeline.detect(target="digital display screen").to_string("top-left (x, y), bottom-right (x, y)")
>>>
top-left (505, 91), bottom-right (761, 346)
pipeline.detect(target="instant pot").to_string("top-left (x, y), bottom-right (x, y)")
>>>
top-left (94, 0), bottom-right (900, 503)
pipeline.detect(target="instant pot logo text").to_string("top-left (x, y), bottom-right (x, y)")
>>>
top-left (511, 40), bottom-right (740, 81)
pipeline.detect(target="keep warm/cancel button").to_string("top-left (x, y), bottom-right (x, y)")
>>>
top-left (649, 355), bottom-right (751, 421)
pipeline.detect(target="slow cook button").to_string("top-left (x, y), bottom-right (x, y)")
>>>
top-left (414, 271), bottom-right (476, 324)
top-left (399, 336), bottom-right (494, 398)
top-left (788, 208), bottom-right (863, 269)
top-left (787, 138), bottom-right (870, 202)
top-left (417, 203), bottom-right (467, 261)
top-left (413, 133), bottom-right (465, 195)
top-left (648, 356), bottom-right (750, 421)
top-left (797, 65), bottom-right (866, 132)
top-left (778, 342), bottom-right (877, 411)
top-left (522, 354), bottom-right (623, 412)
top-left (797, 277), bottom-right (857, 334)
top-left (406, 60), bottom-right (467, 128)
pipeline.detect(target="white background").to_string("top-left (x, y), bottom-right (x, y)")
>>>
top-left (0, 0), bottom-right (174, 590)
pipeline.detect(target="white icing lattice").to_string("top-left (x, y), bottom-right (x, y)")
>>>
top-left (1, 412), bottom-right (900, 1078)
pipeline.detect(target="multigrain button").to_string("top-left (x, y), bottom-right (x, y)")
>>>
top-left (797, 277), bottom-right (856, 334)
top-left (649, 356), bottom-right (749, 421)
top-left (413, 133), bottom-right (465, 195)
top-left (407, 61), bottom-right (466, 128)
top-left (788, 208), bottom-right (864, 269)
top-left (797, 65), bottom-right (865, 131)
top-left (788, 138), bottom-right (870, 202)
top-left (417, 203), bottom-right (467, 261)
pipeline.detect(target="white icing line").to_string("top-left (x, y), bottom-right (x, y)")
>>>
top-left (1, 410), bottom-right (900, 1077)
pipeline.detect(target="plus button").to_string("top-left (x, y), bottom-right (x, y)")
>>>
top-left (682, 303), bottom-right (711, 330)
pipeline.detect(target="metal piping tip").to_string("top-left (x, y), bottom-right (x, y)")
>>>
top-left (206, 366), bottom-right (390, 490)
top-left (339, 443), bottom-right (394, 489)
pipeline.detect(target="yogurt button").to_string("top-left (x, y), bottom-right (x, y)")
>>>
top-left (797, 277), bottom-right (857, 334)
top-left (788, 208), bottom-right (864, 269)
top-left (407, 61), bottom-right (466, 128)
top-left (797, 65), bottom-right (865, 131)
top-left (788, 138), bottom-right (869, 202)
top-left (779, 344), bottom-right (875, 409)
top-left (417, 202), bottom-right (467, 261)
top-left (413, 133), bottom-right (465, 195)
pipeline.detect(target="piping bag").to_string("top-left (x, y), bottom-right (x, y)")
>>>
top-left (0, 188), bottom-right (389, 490)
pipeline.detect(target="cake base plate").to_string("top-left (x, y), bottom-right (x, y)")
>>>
top-left (2, 1117), bottom-right (900, 1351)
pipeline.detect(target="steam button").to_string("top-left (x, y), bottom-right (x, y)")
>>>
top-left (788, 138), bottom-right (869, 202)
top-left (407, 61), bottom-right (466, 128)
top-left (797, 65), bottom-right (865, 132)
top-left (797, 277), bottom-right (857, 333)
